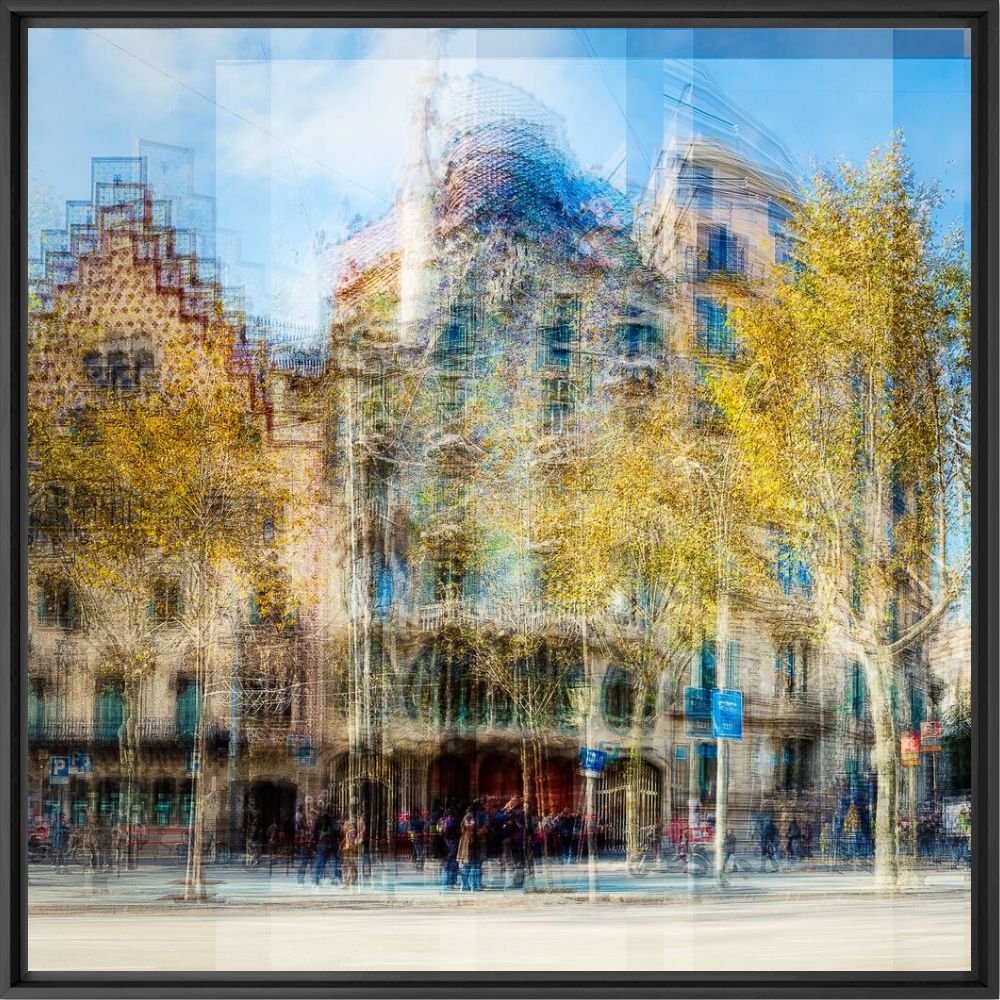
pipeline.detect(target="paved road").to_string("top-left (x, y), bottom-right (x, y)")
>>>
top-left (29, 890), bottom-right (971, 972)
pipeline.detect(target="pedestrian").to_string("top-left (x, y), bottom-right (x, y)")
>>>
top-left (438, 810), bottom-right (459, 890)
top-left (724, 827), bottom-right (738, 873)
top-left (311, 806), bottom-right (334, 888)
top-left (51, 813), bottom-right (70, 872)
top-left (341, 817), bottom-right (359, 887)
top-left (760, 816), bottom-right (779, 872)
top-left (293, 804), bottom-right (311, 885)
top-left (457, 809), bottom-right (481, 891)
top-left (410, 809), bottom-right (426, 870)
top-left (786, 816), bottom-right (801, 862)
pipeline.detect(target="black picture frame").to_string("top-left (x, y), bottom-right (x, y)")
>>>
top-left (1, 3), bottom-right (996, 997)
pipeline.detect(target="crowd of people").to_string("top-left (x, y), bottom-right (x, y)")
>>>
top-left (28, 797), bottom-right (973, 882)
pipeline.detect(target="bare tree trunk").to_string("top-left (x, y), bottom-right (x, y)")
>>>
top-left (867, 649), bottom-right (899, 890)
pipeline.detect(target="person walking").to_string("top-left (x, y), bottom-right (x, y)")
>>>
top-left (786, 816), bottom-right (801, 862)
top-left (457, 809), bottom-right (481, 892)
top-left (311, 806), bottom-right (334, 888)
top-left (51, 813), bottom-right (70, 872)
top-left (760, 816), bottom-right (779, 872)
top-left (724, 827), bottom-right (738, 873)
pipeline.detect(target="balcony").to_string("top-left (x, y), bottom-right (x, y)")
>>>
top-left (28, 718), bottom-right (230, 747)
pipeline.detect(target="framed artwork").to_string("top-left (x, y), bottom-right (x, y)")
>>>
top-left (1, 2), bottom-right (996, 997)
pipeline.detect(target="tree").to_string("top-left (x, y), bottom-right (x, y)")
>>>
top-left (29, 308), bottom-right (297, 898)
top-left (712, 138), bottom-right (970, 888)
top-left (534, 373), bottom-right (719, 865)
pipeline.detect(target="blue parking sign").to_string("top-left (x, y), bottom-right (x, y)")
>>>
top-left (49, 756), bottom-right (69, 785)
top-left (684, 686), bottom-right (713, 738)
top-left (185, 749), bottom-right (202, 775)
top-left (711, 689), bottom-right (743, 740)
top-left (296, 744), bottom-right (316, 768)
top-left (578, 747), bottom-right (608, 776)
top-left (70, 751), bottom-right (93, 777)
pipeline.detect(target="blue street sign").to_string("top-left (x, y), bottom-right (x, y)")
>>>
top-left (578, 747), bottom-right (608, 776)
top-left (49, 756), bottom-right (69, 785)
top-left (69, 752), bottom-right (93, 777)
top-left (711, 688), bottom-right (744, 740)
top-left (185, 749), bottom-right (202, 775)
top-left (296, 744), bottom-right (316, 768)
top-left (684, 686), bottom-right (713, 738)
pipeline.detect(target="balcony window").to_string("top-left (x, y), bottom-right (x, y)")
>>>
top-left (700, 225), bottom-right (743, 275)
top-left (537, 296), bottom-right (578, 371)
top-left (94, 682), bottom-right (125, 743)
top-left (175, 677), bottom-right (200, 742)
top-left (695, 298), bottom-right (733, 355)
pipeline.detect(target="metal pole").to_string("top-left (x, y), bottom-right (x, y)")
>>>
top-left (714, 736), bottom-right (729, 885)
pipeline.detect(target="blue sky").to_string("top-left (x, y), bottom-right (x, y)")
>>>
top-left (28, 28), bottom-right (971, 331)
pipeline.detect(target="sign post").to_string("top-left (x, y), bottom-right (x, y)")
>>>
top-left (710, 689), bottom-right (743, 884)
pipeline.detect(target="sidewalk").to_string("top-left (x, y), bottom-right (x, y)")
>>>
top-left (27, 857), bottom-right (971, 913)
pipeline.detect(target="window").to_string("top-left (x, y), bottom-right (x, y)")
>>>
top-left (175, 677), bottom-right (200, 742)
top-left (725, 640), bottom-right (741, 688)
top-left (700, 225), bottom-right (743, 275)
top-left (603, 666), bottom-right (656, 732)
top-left (848, 660), bottom-right (867, 720)
top-left (699, 639), bottom-right (717, 689)
top-left (133, 349), bottom-right (155, 389)
top-left (775, 540), bottom-right (813, 599)
top-left (774, 643), bottom-right (808, 697)
top-left (779, 739), bottom-right (811, 793)
top-left (107, 349), bottom-right (132, 391)
top-left (695, 297), bottom-right (733, 355)
top-left (618, 320), bottom-right (659, 358)
top-left (94, 682), bottom-right (125, 742)
top-left (768, 198), bottom-right (791, 236)
top-left (37, 580), bottom-right (79, 630)
top-left (541, 377), bottom-right (575, 435)
top-left (28, 679), bottom-right (46, 734)
top-left (83, 351), bottom-right (105, 387)
top-left (149, 578), bottom-right (183, 623)
top-left (698, 742), bottom-right (717, 803)
top-left (538, 296), bottom-right (578, 371)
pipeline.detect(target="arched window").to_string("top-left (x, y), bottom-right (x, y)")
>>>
top-left (602, 666), bottom-right (656, 733)
top-left (94, 681), bottom-right (125, 742)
